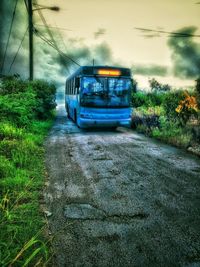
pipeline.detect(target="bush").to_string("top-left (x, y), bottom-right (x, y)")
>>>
top-left (131, 91), bottom-right (148, 107)
top-left (0, 76), bottom-right (28, 95)
top-left (162, 90), bottom-right (183, 122)
top-left (146, 92), bottom-right (165, 106)
top-left (0, 89), bottom-right (37, 127)
top-left (30, 80), bottom-right (56, 119)
top-left (0, 78), bottom-right (56, 126)
top-left (132, 91), bottom-right (165, 108)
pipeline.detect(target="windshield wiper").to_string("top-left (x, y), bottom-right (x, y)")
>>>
top-left (91, 91), bottom-right (106, 96)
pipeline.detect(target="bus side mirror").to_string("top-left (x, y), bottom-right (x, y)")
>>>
top-left (75, 77), bottom-right (80, 88)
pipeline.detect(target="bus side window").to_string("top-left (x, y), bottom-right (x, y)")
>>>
top-left (67, 82), bottom-right (69, 94)
top-left (73, 78), bottom-right (75, 95)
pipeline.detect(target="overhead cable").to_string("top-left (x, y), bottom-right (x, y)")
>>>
top-left (1, 0), bottom-right (19, 73)
top-left (35, 29), bottom-right (81, 66)
top-left (8, 27), bottom-right (29, 73)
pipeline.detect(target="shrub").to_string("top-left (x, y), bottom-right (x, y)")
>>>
top-left (175, 91), bottom-right (198, 125)
top-left (131, 91), bottom-right (148, 107)
top-left (132, 91), bottom-right (165, 108)
top-left (30, 80), bottom-right (56, 119)
top-left (146, 92), bottom-right (165, 106)
top-left (0, 78), bottom-right (56, 125)
top-left (162, 90), bottom-right (183, 122)
top-left (0, 89), bottom-right (37, 127)
top-left (195, 77), bottom-right (200, 108)
top-left (0, 76), bottom-right (28, 95)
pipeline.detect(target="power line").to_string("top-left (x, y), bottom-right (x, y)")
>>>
top-left (54, 24), bottom-right (71, 75)
top-left (35, 24), bottom-right (72, 31)
top-left (1, 0), bottom-right (19, 73)
top-left (8, 27), bottom-right (29, 73)
top-left (35, 3), bottom-right (73, 74)
top-left (23, 0), bottom-right (79, 73)
top-left (134, 27), bottom-right (200, 38)
top-left (34, 29), bottom-right (81, 66)
top-left (35, 2), bottom-right (60, 51)
top-left (24, 0), bottom-right (28, 11)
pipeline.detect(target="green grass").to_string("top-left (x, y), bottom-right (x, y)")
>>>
top-left (0, 119), bottom-right (53, 266)
top-left (152, 125), bottom-right (192, 148)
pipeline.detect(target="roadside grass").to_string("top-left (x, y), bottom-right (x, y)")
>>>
top-left (132, 110), bottom-right (193, 148)
top-left (0, 77), bottom-right (56, 266)
top-left (0, 119), bottom-right (53, 266)
top-left (151, 122), bottom-right (193, 148)
top-left (131, 88), bottom-right (199, 150)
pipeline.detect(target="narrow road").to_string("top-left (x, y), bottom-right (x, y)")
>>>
top-left (44, 104), bottom-right (200, 267)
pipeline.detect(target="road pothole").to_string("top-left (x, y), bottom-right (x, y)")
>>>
top-left (64, 203), bottom-right (149, 222)
top-left (64, 203), bottom-right (105, 219)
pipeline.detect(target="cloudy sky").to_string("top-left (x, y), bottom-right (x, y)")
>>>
top-left (1, 0), bottom-right (200, 89)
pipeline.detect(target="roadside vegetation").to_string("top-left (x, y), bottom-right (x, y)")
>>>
top-left (131, 77), bottom-right (200, 153)
top-left (0, 77), bottom-right (56, 266)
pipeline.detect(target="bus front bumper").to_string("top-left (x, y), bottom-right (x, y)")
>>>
top-left (78, 118), bottom-right (131, 128)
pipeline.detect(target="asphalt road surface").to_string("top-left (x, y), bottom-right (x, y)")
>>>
top-left (44, 104), bottom-right (200, 267)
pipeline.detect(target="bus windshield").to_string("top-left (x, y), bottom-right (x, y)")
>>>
top-left (80, 77), bottom-right (131, 107)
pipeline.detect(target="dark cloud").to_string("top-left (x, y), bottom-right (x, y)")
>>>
top-left (167, 26), bottom-right (200, 79)
top-left (94, 28), bottom-right (106, 39)
top-left (93, 42), bottom-right (112, 64)
top-left (0, 1), bottom-right (115, 83)
top-left (132, 64), bottom-right (168, 76)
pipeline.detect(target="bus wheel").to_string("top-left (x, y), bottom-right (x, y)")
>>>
top-left (74, 110), bottom-right (77, 123)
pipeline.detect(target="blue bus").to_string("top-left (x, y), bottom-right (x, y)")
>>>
top-left (65, 66), bottom-right (134, 128)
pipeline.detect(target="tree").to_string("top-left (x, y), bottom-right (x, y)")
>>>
top-left (149, 78), bottom-right (171, 92)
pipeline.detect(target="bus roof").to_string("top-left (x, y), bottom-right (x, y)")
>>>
top-left (66, 66), bottom-right (131, 80)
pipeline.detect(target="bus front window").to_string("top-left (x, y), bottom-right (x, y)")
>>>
top-left (81, 77), bottom-right (107, 107)
top-left (108, 78), bottom-right (131, 107)
top-left (82, 77), bottom-right (105, 96)
top-left (80, 76), bottom-right (131, 107)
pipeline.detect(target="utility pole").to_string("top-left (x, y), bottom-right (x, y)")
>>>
top-left (28, 0), bottom-right (33, 80)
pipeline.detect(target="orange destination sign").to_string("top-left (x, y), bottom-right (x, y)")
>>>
top-left (97, 69), bottom-right (121, 76)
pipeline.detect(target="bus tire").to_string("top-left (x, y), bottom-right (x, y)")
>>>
top-left (111, 126), bottom-right (117, 130)
top-left (74, 110), bottom-right (77, 123)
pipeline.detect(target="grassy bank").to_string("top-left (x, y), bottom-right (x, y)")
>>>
top-left (0, 77), bottom-right (56, 266)
top-left (131, 79), bottom-right (200, 152)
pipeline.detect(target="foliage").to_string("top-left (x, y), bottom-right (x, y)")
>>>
top-left (131, 91), bottom-right (165, 108)
top-left (131, 91), bottom-right (148, 107)
top-left (149, 78), bottom-right (171, 92)
top-left (152, 117), bottom-right (192, 148)
top-left (175, 91), bottom-right (198, 124)
top-left (0, 77), bottom-right (55, 266)
top-left (162, 90), bottom-right (184, 122)
top-left (195, 77), bottom-right (200, 109)
top-left (0, 77), bottom-right (56, 125)
top-left (131, 78), bottom-right (199, 149)
top-left (30, 80), bottom-right (56, 119)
